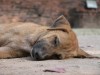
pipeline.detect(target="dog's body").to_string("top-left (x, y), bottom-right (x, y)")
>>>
top-left (0, 16), bottom-right (95, 60)
top-left (0, 22), bottom-right (49, 58)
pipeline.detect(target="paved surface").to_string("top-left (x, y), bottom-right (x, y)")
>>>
top-left (0, 29), bottom-right (100, 75)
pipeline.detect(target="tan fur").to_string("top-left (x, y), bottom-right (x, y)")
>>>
top-left (0, 15), bottom-right (96, 60)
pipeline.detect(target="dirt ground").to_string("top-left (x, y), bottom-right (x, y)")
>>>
top-left (0, 29), bottom-right (100, 75)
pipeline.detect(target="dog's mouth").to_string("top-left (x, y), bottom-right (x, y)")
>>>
top-left (35, 55), bottom-right (61, 61)
top-left (31, 49), bottom-right (62, 61)
top-left (46, 53), bottom-right (62, 60)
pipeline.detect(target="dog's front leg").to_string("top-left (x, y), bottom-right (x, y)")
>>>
top-left (0, 46), bottom-right (29, 59)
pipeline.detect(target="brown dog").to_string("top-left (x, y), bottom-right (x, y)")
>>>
top-left (0, 15), bottom-right (96, 60)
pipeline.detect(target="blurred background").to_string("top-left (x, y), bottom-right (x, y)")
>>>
top-left (0, 0), bottom-right (100, 28)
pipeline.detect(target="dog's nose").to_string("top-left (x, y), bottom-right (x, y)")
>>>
top-left (34, 52), bottom-right (41, 60)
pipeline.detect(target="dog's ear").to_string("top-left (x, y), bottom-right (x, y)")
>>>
top-left (48, 15), bottom-right (72, 32)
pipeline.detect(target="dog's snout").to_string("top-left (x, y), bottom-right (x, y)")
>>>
top-left (31, 40), bottom-right (50, 60)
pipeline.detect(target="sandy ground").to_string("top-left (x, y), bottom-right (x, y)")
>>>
top-left (0, 29), bottom-right (100, 75)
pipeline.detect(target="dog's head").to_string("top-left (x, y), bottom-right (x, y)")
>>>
top-left (31, 15), bottom-right (79, 60)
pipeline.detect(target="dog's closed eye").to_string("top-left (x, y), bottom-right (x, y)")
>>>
top-left (52, 36), bottom-right (60, 47)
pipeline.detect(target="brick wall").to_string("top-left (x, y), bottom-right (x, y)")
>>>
top-left (0, 0), bottom-right (100, 28)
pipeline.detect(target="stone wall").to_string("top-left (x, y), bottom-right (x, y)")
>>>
top-left (0, 0), bottom-right (100, 28)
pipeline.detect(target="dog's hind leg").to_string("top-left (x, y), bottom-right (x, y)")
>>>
top-left (0, 46), bottom-right (29, 59)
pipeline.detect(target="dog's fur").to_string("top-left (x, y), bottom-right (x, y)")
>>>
top-left (0, 15), bottom-right (96, 60)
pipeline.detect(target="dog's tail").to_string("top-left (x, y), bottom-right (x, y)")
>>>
top-left (76, 49), bottom-right (100, 58)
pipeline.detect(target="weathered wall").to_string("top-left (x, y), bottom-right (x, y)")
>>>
top-left (0, 0), bottom-right (100, 28)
